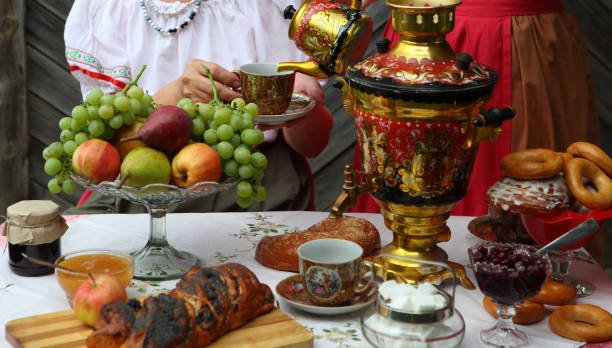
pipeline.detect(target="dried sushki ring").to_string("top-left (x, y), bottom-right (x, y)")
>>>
top-left (564, 157), bottom-right (612, 210)
top-left (566, 142), bottom-right (612, 178)
top-left (549, 304), bottom-right (612, 343)
top-left (500, 148), bottom-right (564, 179)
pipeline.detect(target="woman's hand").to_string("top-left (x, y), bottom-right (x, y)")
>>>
top-left (154, 60), bottom-right (241, 105)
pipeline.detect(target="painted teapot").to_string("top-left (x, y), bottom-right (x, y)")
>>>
top-left (278, 0), bottom-right (373, 78)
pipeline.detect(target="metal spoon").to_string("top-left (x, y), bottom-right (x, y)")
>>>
top-left (20, 252), bottom-right (80, 273)
top-left (535, 218), bottom-right (599, 255)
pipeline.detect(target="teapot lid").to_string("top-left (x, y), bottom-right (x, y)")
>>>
top-left (346, 56), bottom-right (497, 104)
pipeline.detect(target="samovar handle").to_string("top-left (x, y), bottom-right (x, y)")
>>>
top-left (472, 107), bottom-right (515, 127)
top-left (371, 253), bottom-right (458, 313)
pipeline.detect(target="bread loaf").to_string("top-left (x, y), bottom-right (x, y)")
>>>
top-left (255, 215), bottom-right (381, 272)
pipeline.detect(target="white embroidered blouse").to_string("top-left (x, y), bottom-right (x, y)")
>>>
top-left (64, 0), bottom-right (307, 98)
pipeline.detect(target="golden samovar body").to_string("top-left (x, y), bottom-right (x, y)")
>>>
top-left (282, 0), bottom-right (514, 288)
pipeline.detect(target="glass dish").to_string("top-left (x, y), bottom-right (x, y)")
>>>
top-left (361, 254), bottom-right (464, 348)
top-left (55, 249), bottom-right (134, 303)
top-left (361, 305), bottom-right (465, 348)
top-left (71, 173), bottom-right (236, 280)
top-left (468, 242), bottom-right (549, 347)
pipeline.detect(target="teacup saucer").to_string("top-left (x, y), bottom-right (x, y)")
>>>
top-left (254, 93), bottom-right (315, 125)
top-left (276, 274), bottom-right (376, 316)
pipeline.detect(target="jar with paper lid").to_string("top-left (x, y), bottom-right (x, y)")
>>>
top-left (2, 200), bottom-right (68, 276)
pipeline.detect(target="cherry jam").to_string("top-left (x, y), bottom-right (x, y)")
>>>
top-left (8, 239), bottom-right (61, 277)
top-left (469, 243), bottom-right (548, 306)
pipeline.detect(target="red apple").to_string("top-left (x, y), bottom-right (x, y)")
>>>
top-left (72, 274), bottom-right (127, 326)
top-left (171, 143), bottom-right (221, 187)
top-left (72, 139), bottom-right (121, 183)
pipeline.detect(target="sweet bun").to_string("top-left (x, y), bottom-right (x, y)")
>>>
top-left (529, 279), bottom-right (576, 306)
top-left (255, 216), bottom-right (380, 272)
top-left (483, 297), bottom-right (546, 325)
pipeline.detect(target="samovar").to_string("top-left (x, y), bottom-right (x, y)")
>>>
top-left (280, 0), bottom-right (514, 289)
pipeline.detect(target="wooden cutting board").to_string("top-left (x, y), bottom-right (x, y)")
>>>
top-left (5, 307), bottom-right (313, 348)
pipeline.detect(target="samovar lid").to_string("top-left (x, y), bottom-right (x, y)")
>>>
top-left (345, 0), bottom-right (498, 103)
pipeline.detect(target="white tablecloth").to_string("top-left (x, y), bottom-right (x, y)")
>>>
top-left (1, 212), bottom-right (611, 348)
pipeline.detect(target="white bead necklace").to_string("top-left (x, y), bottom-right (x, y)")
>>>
top-left (140, 0), bottom-right (201, 35)
top-left (145, 0), bottom-right (195, 17)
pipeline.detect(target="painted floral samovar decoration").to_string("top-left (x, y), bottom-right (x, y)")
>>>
top-left (282, 0), bottom-right (514, 288)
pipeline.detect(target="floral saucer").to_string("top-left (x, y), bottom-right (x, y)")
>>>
top-left (276, 274), bottom-right (376, 316)
top-left (254, 93), bottom-right (315, 125)
top-left (467, 216), bottom-right (497, 242)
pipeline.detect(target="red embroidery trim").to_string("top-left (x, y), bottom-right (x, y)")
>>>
top-left (69, 65), bottom-right (127, 89)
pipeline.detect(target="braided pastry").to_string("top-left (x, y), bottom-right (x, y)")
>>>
top-left (86, 263), bottom-right (274, 348)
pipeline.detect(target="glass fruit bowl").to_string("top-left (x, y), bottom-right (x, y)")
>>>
top-left (70, 173), bottom-right (237, 280)
top-left (520, 208), bottom-right (612, 297)
top-left (468, 242), bottom-right (549, 347)
top-left (55, 249), bottom-right (134, 303)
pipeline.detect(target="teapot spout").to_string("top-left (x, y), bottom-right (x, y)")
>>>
top-left (278, 61), bottom-right (330, 79)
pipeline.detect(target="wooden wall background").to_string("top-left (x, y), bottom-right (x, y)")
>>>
top-left (1, 0), bottom-right (611, 268)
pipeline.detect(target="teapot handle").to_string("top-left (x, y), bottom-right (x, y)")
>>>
top-left (370, 253), bottom-right (457, 311)
top-left (472, 107), bottom-right (515, 128)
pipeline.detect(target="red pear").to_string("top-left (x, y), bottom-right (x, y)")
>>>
top-left (121, 105), bottom-right (192, 152)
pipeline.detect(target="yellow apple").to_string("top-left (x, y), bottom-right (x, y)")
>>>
top-left (171, 143), bottom-right (221, 187)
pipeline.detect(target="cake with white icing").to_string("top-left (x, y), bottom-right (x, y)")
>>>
top-left (485, 175), bottom-right (570, 243)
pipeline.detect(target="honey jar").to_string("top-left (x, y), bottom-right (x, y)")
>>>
top-left (2, 200), bottom-right (68, 276)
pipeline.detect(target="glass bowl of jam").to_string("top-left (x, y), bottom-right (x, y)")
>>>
top-left (55, 249), bottom-right (135, 302)
top-left (468, 242), bottom-right (549, 347)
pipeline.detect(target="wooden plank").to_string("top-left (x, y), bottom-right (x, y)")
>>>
top-left (6, 307), bottom-right (312, 348)
top-left (0, 0), bottom-right (29, 213)
top-left (33, 0), bottom-right (74, 22)
top-left (26, 0), bottom-right (71, 69)
top-left (27, 45), bottom-right (82, 116)
top-left (29, 92), bottom-right (66, 145)
top-left (312, 146), bottom-right (356, 211)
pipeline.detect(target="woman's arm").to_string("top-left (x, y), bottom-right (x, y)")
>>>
top-left (281, 73), bottom-right (333, 158)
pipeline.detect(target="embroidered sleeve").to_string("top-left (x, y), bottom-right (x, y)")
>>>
top-left (64, 0), bottom-right (131, 99)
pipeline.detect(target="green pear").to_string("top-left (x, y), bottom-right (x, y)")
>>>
top-left (120, 147), bottom-right (171, 187)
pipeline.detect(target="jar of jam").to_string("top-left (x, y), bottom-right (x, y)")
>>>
top-left (2, 200), bottom-right (68, 276)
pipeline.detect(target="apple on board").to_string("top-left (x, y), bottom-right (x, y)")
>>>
top-left (73, 274), bottom-right (127, 327)
top-left (72, 139), bottom-right (121, 183)
top-left (171, 142), bottom-right (221, 187)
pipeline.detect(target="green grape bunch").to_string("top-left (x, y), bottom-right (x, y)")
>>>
top-left (42, 66), bottom-right (153, 194)
top-left (176, 65), bottom-right (268, 208)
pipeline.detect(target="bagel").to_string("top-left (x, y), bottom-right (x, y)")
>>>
top-left (549, 304), bottom-right (612, 342)
top-left (567, 142), bottom-right (612, 178)
top-left (557, 152), bottom-right (575, 167)
top-left (483, 297), bottom-right (546, 325)
top-left (500, 148), bottom-right (564, 180)
top-left (564, 157), bottom-right (612, 210)
top-left (529, 279), bottom-right (576, 306)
